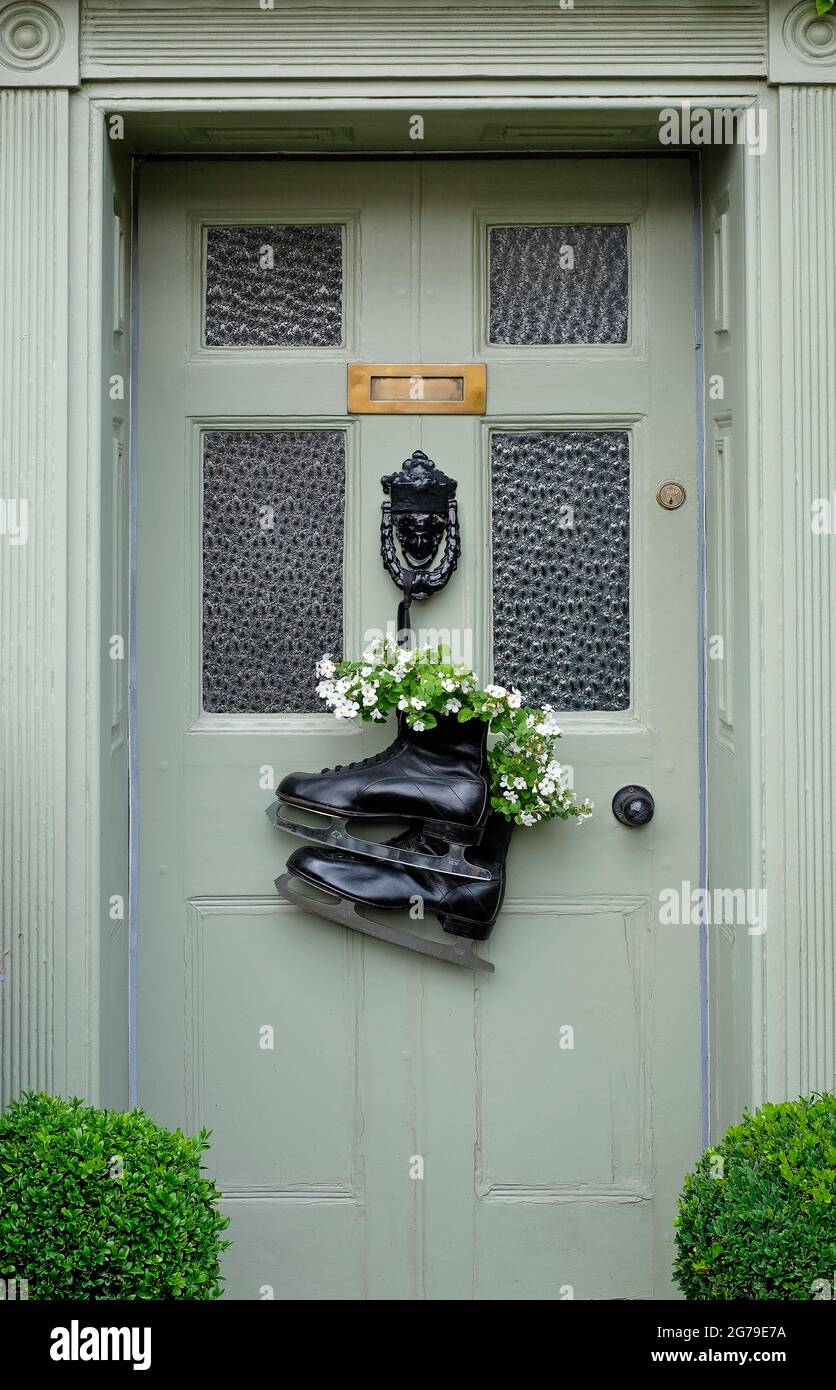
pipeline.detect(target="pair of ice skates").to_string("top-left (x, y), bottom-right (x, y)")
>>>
top-left (268, 713), bottom-right (512, 972)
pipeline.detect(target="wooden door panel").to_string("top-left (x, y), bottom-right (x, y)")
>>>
top-left (137, 157), bottom-right (700, 1300)
top-left (477, 905), bottom-right (651, 1194)
top-left (187, 901), bottom-right (360, 1192)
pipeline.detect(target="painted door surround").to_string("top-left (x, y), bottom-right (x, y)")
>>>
top-left (2, 0), bottom-right (835, 1294)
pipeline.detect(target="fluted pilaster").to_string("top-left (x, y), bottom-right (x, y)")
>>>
top-left (776, 85), bottom-right (836, 1096)
top-left (0, 87), bottom-right (70, 1102)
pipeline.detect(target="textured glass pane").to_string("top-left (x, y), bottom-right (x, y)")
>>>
top-left (491, 431), bottom-right (630, 711)
top-left (203, 430), bottom-right (344, 712)
top-left (205, 224), bottom-right (343, 347)
top-left (489, 224), bottom-right (628, 345)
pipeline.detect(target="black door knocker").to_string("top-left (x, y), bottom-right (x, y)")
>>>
top-left (380, 449), bottom-right (460, 640)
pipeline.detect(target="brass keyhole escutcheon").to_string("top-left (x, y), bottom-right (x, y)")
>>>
top-left (656, 481), bottom-right (687, 510)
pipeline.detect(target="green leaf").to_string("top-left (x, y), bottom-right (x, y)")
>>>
top-left (0, 1093), bottom-right (229, 1299)
top-left (317, 642), bottom-right (591, 827)
top-left (816, 0), bottom-right (834, 16)
top-left (674, 1093), bottom-right (836, 1300)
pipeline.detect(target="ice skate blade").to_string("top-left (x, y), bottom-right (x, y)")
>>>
top-left (275, 873), bottom-right (495, 974)
top-left (266, 798), bottom-right (493, 882)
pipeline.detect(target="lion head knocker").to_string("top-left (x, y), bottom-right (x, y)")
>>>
top-left (380, 451), bottom-right (460, 635)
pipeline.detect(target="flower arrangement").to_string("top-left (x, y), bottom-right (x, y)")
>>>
top-left (315, 636), bottom-right (593, 828)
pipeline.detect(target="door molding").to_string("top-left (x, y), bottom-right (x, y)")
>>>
top-left (477, 895), bottom-right (653, 1204)
top-left (77, 1), bottom-right (769, 81)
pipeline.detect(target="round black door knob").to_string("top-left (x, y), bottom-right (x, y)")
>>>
top-left (612, 785), bottom-right (655, 827)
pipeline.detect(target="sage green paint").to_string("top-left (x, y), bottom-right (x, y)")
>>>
top-left (701, 144), bottom-right (755, 1141)
top-left (136, 157), bottom-right (699, 1299)
top-left (5, 0), bottom-right (835, 1291)
top-left (97, 137), bottom-right (132, 1111)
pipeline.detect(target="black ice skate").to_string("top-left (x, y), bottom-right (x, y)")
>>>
top-left (267, 713), bottom-right (494, 882)
top-left (275, 813), bottom-right (513, 972)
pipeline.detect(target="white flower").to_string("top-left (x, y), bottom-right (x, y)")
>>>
top-left (444, 698), bottom-right (462, 714)
top-left (316, 679), bottom-right (335, 699)
top-left (505, 791), bottom-right (518, 804)
top-left (397, 696), bottom-right (409, 711)
top-left (413, 720), bottom-right (426, 732)
top-left (360, 665), bottom-right (373, 678)
top-left (316, 655), bottom-right (337, 679)
top-left (411, 697), bottom-right (426, 710)
top-left (507, 689), bottom-right (523, 708)
top-left (334, 699), bottom-right (360, 720)
top-left (538, 779), bottom-right (556, 796)
top-left (370, 708), bottom-right (384, 721)
top-left (536, 712), bottom-right (563, 737)
top-left (520, 812), bottom-right (539, 826)
top-left (441, 677), bottom-right (458, 692)
top-left (513, 776), bottom-right (527, 790)
top-left (484, 683), bottom-right (507, 699)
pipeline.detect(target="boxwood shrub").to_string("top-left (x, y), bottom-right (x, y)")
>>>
top-left (0, 1092), bottom-right (230, 1299)
top-left (674, 1093), bottom-right (836, 1299)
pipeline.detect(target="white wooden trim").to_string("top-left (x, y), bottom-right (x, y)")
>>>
top-left (79, 1), bottom-right (769, 80)
top-left (0, 88), bottom-right (72, 1104)
top-left (0, 0), bottom-right (79, 87)
top-left (771, 85), bottom-right (836, 1099)
top-left (769, 0), bottom-right (836, 83)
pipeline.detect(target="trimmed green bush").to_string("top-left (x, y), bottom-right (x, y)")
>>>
top-left (674, 1093), bottom-right (836, 1299)
top-left (0, 1092), bottom-right (230, 1299)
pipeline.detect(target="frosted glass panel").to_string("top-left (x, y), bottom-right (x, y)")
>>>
top-left (491, 431), bottom-right (630, 711)
top-left (202, 430), bottom-right (344, 712)
top-left (489, 224), bottom-right (629, 345)
top-left (205, 224), bottom-right (343, 347)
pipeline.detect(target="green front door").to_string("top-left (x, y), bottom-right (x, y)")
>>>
top-left (137, 157), bottom-right (699, 1299)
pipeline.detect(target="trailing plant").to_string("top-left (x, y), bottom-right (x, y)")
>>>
top-left (316, 637), bottom-right (593, 828)
top-left (674, 1093), bottom-right (836, 1300)
top-left (0, 1092), bottom-right (230, 1299)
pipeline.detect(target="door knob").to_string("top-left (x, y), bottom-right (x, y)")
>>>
top-left (612, 785), bottom-right (655, 827)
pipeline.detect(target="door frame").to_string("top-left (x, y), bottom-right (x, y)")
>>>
top-left (65, 83), bottom-right (776, 1148)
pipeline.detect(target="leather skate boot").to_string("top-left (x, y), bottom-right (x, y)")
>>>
top-left (275, 813), bottom-right (513, 973)
top-left (267, 713), bottom-right (493, 881)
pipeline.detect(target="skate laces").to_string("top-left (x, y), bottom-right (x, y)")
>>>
top-left (320, 743), bottom-right (403, 775)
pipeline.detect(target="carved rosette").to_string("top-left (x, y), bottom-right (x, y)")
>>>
top-left (0, 2), bottom-right (64, 70)
top-left (783, 0), bottom-right (836, 65)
